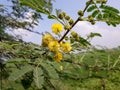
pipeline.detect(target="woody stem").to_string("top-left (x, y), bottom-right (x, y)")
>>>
top-left (58, 0), bottom-right (93, 43)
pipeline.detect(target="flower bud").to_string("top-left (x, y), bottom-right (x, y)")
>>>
top-left (91, 21), bottom-right (95, 25)
top-left (78, 10), bottom-right (84, 16)
top-left (88, 15), bottom-right (94, 22)
top-left (88, 15), bottom-right (92, 19)
top-left (78, 17), bottom-right (84, 21)
top-left (71, 31), bottom-right (78, 37)
top-left (64, 25), bottom-right (70, 30)
top-left (75, 37), bottom-right (80, 41)
top-left (65, 15), bottom-right (70, 20)
top-left (86, 1), bottom-right (90, 5)
top-left (61, 12), bottom-right (66, 17)
top-left (70, 37), bottom-right (74, 43)
top-left (90, 17), bottom-right (94, 21)
top-left (96, 0), bottom-right (101, 3)
top-left (58, 13), bottom-right (63, 19)
top-left (69, 19), bottom-right (74, 25)
top-left (102, 0), bottom-right (107, 3)
top-left (65, 36), bottom-right (68, 40)
top-left (96, 0), bottom-right (107, 3)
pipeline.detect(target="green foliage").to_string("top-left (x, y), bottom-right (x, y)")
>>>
top-left (20, 0), bottom-right (53, 14)
top-left (0, 0), bottom-right (43, 41)
top-left (87, 32), bottom-right (102, 39)
top-left (8, 64), bottom-right (33, 81)
top-left (41, 62), bottom-right (59, 79)
top-left (91, 9), bottom-right (99, 17)
top-left (33, 67), bottom-right (44, 89)
top-left (87, 3), bottom-right (120, 27)
top-left (87, 5), bottom-right (97, 12)
top-left (1, 40), bottom-right (120, 90)
top-left (100, 5), bottom-right (119, 14)
top-left (0, 0), bottom-right (36, 29)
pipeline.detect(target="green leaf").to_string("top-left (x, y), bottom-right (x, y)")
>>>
top-left (87, 32), bottom-right (102, 39)
top-left (41, 63), bottom-right (59, 79)
top-left (7, 58), bottom-right (30, 64)
top-left (102, 9), bottom-right (118, 16)
top-left (102, 9), bottom-right (120, 20)
top-left (79, 37), bottom-right (91, 46)
top-left (33, 67), bottom-right (44, 89)
top-left (62, 66), bottom-right (89, 79)
top-left (48, 15), bottom-right (57, 19)
top-left (110, 22), bottom-right (117, 27)
top-left (20, 0), bottom-right (50, 14)
top-left (93, 69), bottom-right (109, 78)
top-left (87, 5), bottom-right (97, 12)
top-left (97, 14), bottom-right (102, 20)
top-left (103, 13), bottom-right (109, 18)
top-left (78, 67), bottom-right (90, 79)
top-left (20, 0), bottom-right (38, 9)
top-left (51, 62), bottom-right (61, 71)
top-left (100, 5), bottom-right (119, 14)
top-left (8, 65), bottom-right (33, 81)
top-left (92, 10), bottom-right (99, 18)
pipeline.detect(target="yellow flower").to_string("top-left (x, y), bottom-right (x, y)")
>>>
top-left (52, 23), bottom-right (63, 34)
top-left (53, 52), bottom-right (63, 62)
top-left (59, 65), bottom-right (63, 70)
top-left (42, 33), bottom-right (54, 46)
top-left (48, 41), bottom-right (60, 51)
top-left (61, 42), bottom-right (72, 53)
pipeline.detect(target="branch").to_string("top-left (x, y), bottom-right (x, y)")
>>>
top-left (58, 0), bottom-right (93, 43)
top-left (92, 0), bottom-right (102, 15)
top-left (42, 0), bottom-right (93, 55)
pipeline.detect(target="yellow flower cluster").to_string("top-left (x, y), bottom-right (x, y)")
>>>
top-left (61, 42), bottom-right (72, 53)
top-left (53, 52), bottom-right (62, 62)
top-left (42, 33), bottom-right (54, 47)
top-left (47, 41), bottom-right (72, 53)
top-left (52, 23), bottom-right (63, 34)
top-left (48, 41), bottom-right (60, 51)
top-left (41, 23), bottom-right (72, 62)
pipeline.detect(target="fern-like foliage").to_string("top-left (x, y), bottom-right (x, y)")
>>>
top-left (87, 4), bottom-right (120, 27)
top-left (87, 32), bottom-right (102, 40)
top-left (20, 0), bottom-right (53, 14)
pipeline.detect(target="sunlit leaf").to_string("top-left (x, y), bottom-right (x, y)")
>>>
top-left (87, 5), bottom-right (97, 12)
top-left (8, 65), bottom-right (33, 81)
top-left (33, 67), bottom-right (44, 89)
top-left (41, 63), bottom-right (59, 79)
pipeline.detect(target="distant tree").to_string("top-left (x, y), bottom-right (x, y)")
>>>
top-left (0, 0), bottom-right (53, 41)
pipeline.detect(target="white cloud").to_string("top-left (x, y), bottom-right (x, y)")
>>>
top-left (12, 28), bottom-right (42, 44)
top-left (13, 29), bottom-right (34, 39)
top-left (10, 11), bottom-right (42, 44)
top-left (73, 21), bottom-right (120, 48)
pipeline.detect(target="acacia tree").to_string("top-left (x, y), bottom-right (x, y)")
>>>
top-left (1, 0), bottom-right (120, 90)
top-left (20, 0), bottom-right (120, 60)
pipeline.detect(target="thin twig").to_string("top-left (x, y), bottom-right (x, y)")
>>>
top-left (92, 0), bottom-right (102, 15)
top-left (42, 0), bottom-right (93, 56)
top-left (58, 0), bottom-right (93, 43)
top-left (113, 55), bottom-right (120, 68)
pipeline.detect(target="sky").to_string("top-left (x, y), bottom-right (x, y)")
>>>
top-left (1, 0), bottom-right (120, 49)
